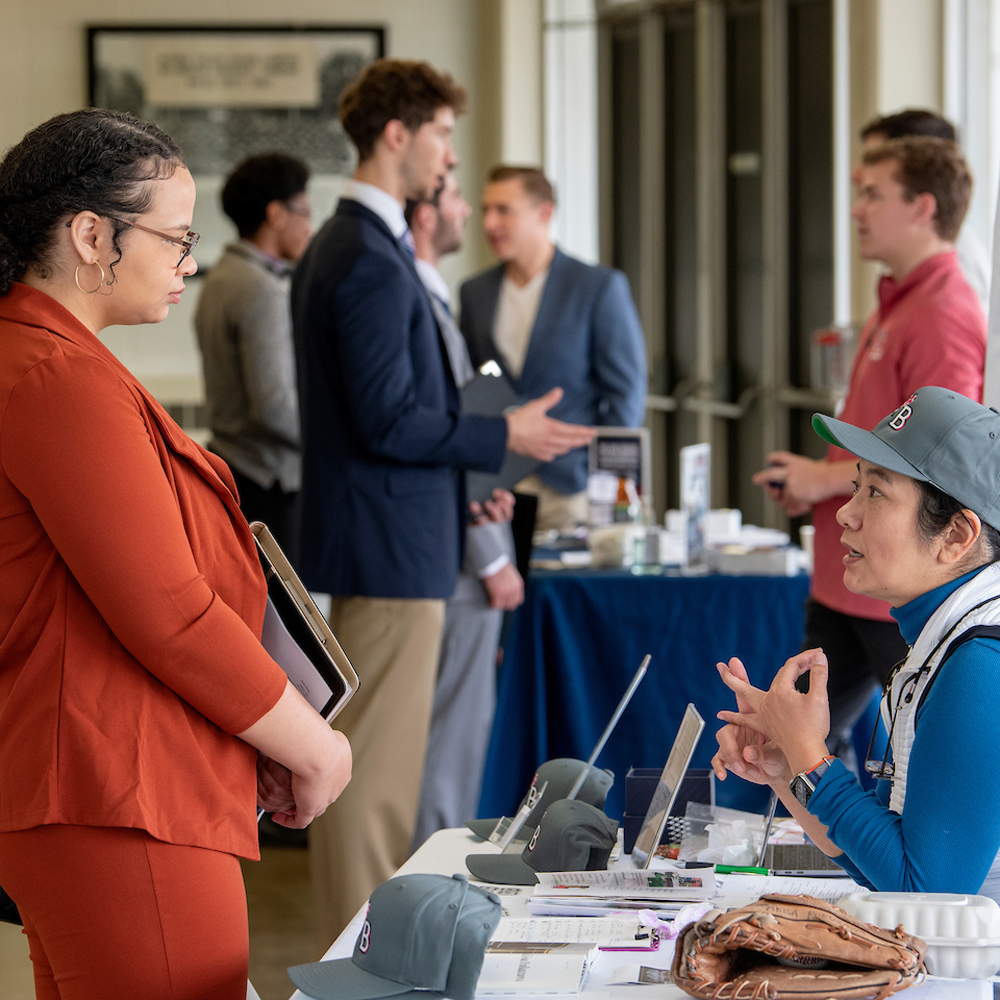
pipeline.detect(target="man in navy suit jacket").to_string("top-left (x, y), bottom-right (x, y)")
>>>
top-left (292, 61), bottom-right (594, 943)
top-left (460, 166), bottom-right (647, 531)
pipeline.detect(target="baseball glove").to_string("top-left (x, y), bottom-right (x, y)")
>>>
top-left (672, 893), bottom-right (927, 1000)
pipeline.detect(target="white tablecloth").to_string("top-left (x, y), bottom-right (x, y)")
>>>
top-left (288, 828), bottom-right (991, 1000)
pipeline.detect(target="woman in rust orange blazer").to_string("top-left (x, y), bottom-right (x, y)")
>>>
top-left (0, 110), bottom-right (352, 1000)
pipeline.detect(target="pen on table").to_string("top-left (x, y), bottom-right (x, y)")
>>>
top-left (715, 865), bottom-right (770, 875)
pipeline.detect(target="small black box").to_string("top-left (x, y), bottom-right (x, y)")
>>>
top-left (622, 767), bottom-right (714, 855)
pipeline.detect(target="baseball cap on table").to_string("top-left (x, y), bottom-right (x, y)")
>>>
top-left (288, 873), bottom-right (500, 1000)
top-left (813, 385), bottom-right (1000, 532)
top-left (465, 799), bottom-right (620, 886)
top-left (466, 758), bottom-right (614, 840)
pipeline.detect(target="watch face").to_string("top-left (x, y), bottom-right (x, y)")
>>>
top-left (790, 774), bottom-right (814, 808)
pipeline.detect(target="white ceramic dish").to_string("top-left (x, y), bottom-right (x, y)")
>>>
top-left (838, 891), bottom-right (1000, 979)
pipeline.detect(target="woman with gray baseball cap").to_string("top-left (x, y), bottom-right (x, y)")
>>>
top-left (712, 386), bottom-right (1000, 900)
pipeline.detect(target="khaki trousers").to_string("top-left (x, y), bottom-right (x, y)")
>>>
top-left (515, 474), bottom-right (589, 532)
top-left (309, 596), bottom-right (444, 946)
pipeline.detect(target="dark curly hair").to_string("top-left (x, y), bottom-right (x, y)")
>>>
top-left (221, 152), bottom-right (310, 238)
top-left (0, 108), bottom-right (185, 296)
top-left (339, 59), bottom-right (466, 162)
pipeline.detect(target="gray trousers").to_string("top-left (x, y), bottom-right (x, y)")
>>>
top-left (411, 575), bottom-right (503, 850)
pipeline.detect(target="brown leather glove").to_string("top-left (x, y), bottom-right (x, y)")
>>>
top-left (672, 893), bottom-right (927, 1000)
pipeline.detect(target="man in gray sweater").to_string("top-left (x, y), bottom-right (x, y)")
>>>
top-left (195, 152), bottom-right (313, 555)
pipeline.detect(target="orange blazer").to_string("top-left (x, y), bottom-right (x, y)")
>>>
top-left (0, 284), bottom-right (287, 859)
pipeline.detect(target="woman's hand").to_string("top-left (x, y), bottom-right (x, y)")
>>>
top-left (711, 657), bottom-right (791, 786)
top-left (237, 681), bottom-right (353, 829)
top-left (715, 649), bottom-right (832, 778)
top-left (256, 754), bottom-right (296, 813)
top-left (713, 726), bottom-right (792, 786)
top-left (270, 729), bottom-right (352, 830)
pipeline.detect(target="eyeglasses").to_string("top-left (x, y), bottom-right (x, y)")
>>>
top-left (864, 691), bottom-right (899, 778)
top-left (283, 199), bottom-right (312, 219)
top-left (107, 216), bottom-right (200, 268)
top-left (864, 645), bottom-right (934, 779)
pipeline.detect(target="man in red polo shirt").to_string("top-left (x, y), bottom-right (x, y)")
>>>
top-left (754, 136), bottom-right (986, 773)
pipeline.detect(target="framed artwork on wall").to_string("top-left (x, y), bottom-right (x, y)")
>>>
top-left (87, 24), bottom-right (385, 270)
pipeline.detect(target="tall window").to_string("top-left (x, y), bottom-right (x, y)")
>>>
top-left (601, 0), bottom-right (834, 524)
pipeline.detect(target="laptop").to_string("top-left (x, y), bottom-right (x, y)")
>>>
top-left (764, 843), bottom-right (847, 877)
top-left (630, 704), bottom-right (706, 868)
top-left (480, 655), bottom-right (652, 847)
top-left (756, 789), bottom-right (846, 877)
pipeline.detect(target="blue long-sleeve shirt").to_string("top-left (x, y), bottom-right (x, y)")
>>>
top-left (808, 567), bottom-right (1000, 894)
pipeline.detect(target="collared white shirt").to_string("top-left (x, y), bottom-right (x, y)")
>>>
top-left (415, 258), bottom-right (452, 307)
top-left (340, 179), bottom-right (408, 240)
top-left (494, 267), bottom-right (550, 379)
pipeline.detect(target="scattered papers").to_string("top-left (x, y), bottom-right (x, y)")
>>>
top-left (478, 944), bottom-right (599, 995)
top-left (716, 873), bottom-right (858, 909)
top-left (493, 917), bottom-right (660, 950)
top-left (527, 870), bottom-right (715, 918)
top-left (475, 884), bottom-right (535, 918)
top-left (534, 870), bottom-right (715, 897)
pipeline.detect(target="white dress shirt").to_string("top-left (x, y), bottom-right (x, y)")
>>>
top-left (340, 178), bottom-right (408, 239)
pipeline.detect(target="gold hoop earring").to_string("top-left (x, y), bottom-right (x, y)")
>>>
top-left (74, 260), bottom-right (106, 295)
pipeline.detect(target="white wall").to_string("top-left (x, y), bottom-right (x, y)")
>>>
top-left (876, 0), bottom-right (943, 111)
top-left (0, 0), bottom-right (485, 401)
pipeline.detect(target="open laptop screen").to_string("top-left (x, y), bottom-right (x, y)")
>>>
top-left (630, 704), bottom-right (705, 868)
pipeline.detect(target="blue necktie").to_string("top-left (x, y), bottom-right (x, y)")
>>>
top-left (399, 229), bottom-right (416, 261)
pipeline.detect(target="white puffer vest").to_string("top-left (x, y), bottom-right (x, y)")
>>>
top-left (883, 562), bottom-right (1000, 900)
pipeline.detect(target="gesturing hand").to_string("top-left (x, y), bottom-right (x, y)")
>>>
top-left (711, 657), bottom-right (790, 786)
top-left (505, 387), bottom-right (596, 461)
top-left (713, 649), bottom-right (832, 780)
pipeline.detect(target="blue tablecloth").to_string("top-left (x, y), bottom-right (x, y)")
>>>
top-left (478, 569), bottom-right (812, 822)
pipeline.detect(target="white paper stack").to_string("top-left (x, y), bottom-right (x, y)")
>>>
top-left (526, 869), bottom-right (715, 918)
top-left (477, 944), bottom-right (599, 995)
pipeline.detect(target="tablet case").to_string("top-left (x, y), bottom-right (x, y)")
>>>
top-left (461, 367), bottom-right (539, 504)
top-left (251, 521), bottom-right (359, 722)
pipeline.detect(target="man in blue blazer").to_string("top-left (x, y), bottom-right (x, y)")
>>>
top-left (292, 61), bottom-right (593, 943)
top-left (460, 166), bottom-right (647, 530)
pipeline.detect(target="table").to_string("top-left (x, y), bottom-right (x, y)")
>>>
top-left (478, 569), bottom-right (812, 821)
top-left (289, 829), bottom-right (990, 1000)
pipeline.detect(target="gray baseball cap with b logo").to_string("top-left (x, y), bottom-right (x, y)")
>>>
top-left (288, 873), bottom-right (501, 1000)
top-left (465, 799), bottom-right (620, 886)
top-left (813, 385), bottom-right (1000, 531)
top-left (466, 758), bottom-right (614, 841)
